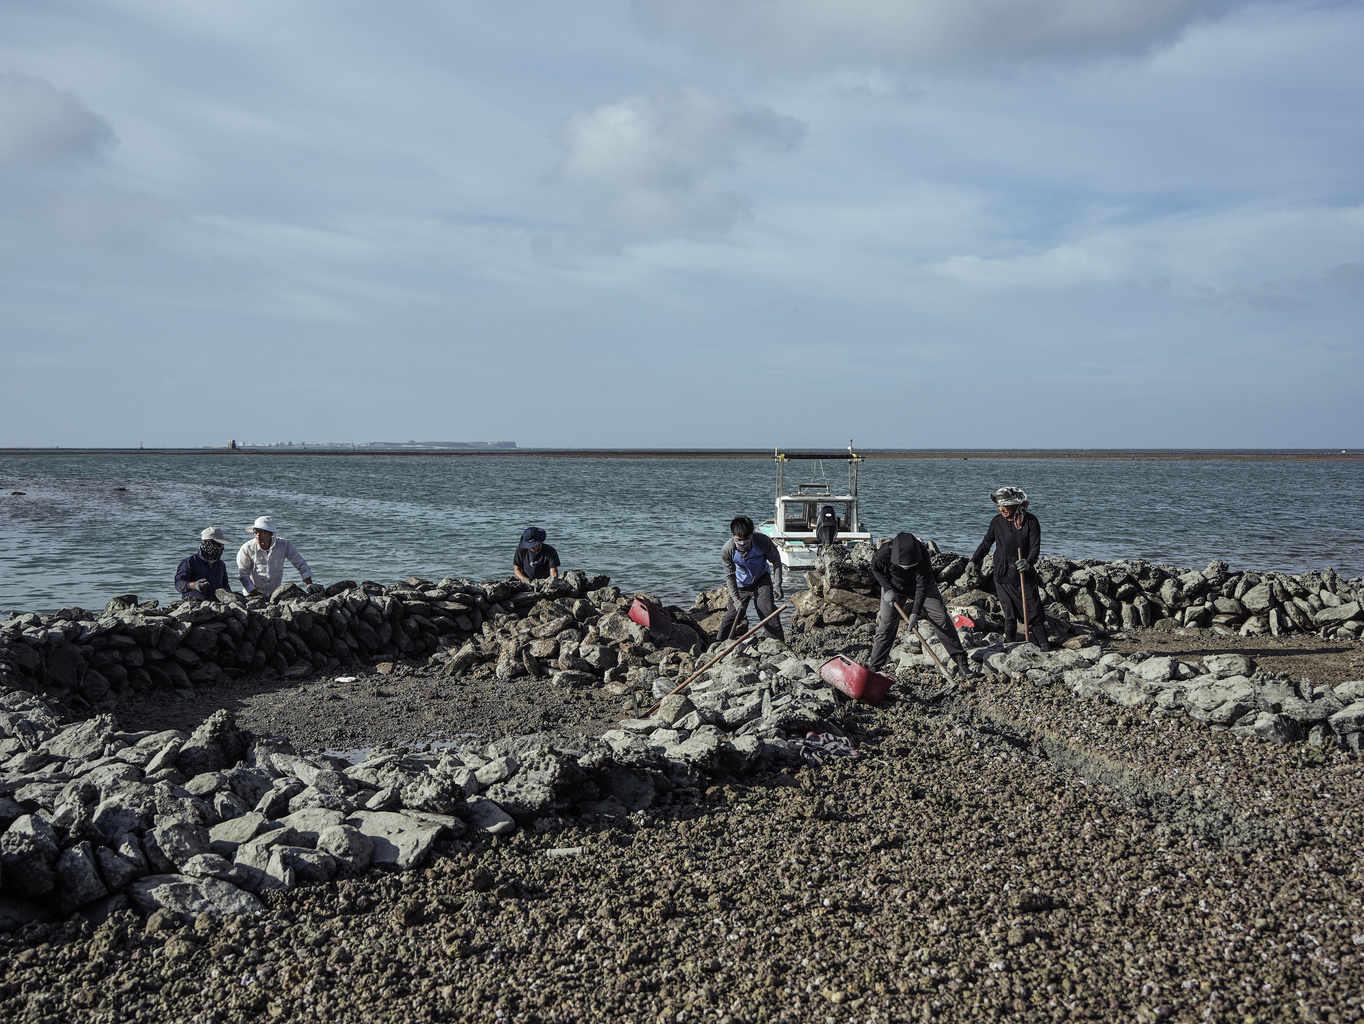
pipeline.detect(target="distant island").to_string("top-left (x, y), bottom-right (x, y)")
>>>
top-left (226, 440), bottom-right (517, 450)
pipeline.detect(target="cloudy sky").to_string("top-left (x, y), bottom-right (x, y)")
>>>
top-left (1, 0), bottom-right (1361, 448)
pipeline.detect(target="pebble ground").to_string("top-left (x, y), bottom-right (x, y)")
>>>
top-left (2, 630), bottom-right (1361, 1024)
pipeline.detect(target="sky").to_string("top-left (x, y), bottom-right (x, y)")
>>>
top-left (0, 0), bottom-right (1361, 449)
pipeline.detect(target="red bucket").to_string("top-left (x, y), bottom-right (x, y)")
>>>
top-left (628, 597), bottom-right (672, 639)
top-left (820, 655), bottom-right (894, 705)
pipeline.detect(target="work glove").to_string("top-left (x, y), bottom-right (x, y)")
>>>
top-left (729, 590), bottom-right (745, 609)
top-left (773, 584), bottom-right (784, 601)
top-left (1015, 558), bottom-right (1031, 575)
top-left (883, 590), bottom-right (900, 607)
top-left (306, 582), bottom-right (324, 595)
top-left (193, 578), bottom-right (210, 592)
top-left (907, 613), bottom-right (919, 632)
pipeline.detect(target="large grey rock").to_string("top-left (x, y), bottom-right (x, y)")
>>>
top-left (175, 710), bottom-right (248, 778)
top-left (482, 780), bottom-right (554, 822)
top-left (1315, 601), bottom-right (1361, 625)
top-left (1200, 654), bottom-right (1254, 679)
top-left (1328, 701), bottom-right (1364, 736)
top-left (126, 873), bottom-right (263, 920)
top-left (1240, 583), bottom-right (1276, 613)
top-left (465, 797), bottom-right (516, 836)
top-left (208, 812), bottom-right (282, 857)
top-left (1133, 656), bottom-right (1176, 683)
top-left (95, 844), bottom-right (144, 893)
top-left (54, 841), bottom-right (108, 911)
top-left (91, 782), bottom-right (160, 841)
top-left (0, 814), bottom-right (58, 898)
top-left (1230, 712), bottom-right (1298, 745)
top-left (278, 808), bottom-right (345, 847)
top-left (316, 824), bottom-right (373, 874)
top-left (43, 715), bottom-right (115, 761)
top-left (148, 821), bottom-right (211, 870)
top-left (345, 810), bottom-right (444, 870)
top-left (474, 756), bottom-right (519, 787)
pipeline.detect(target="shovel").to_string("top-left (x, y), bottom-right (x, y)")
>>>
top-left (890, 601), bottom-right (956, 685)
top-left (646, 604), bottom-right (787, 715)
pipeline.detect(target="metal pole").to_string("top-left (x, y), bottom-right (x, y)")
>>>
top-left (646, 604), bottom-right (788, 715)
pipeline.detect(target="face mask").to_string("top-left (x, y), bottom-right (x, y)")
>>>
top-left (734, 538), bottom-right (753, 553)
top-left (200, 541), bottom-right (224, 562)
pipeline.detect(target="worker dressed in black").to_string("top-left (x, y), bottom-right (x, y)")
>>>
top-left (717, 516), bottom-right (785, 643)
top-left (869, 531), bottom-right (969, 675)
top-left (970, 486), bottom-right (1049, 649)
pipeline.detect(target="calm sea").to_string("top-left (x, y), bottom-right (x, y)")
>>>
top-left (1, 453), bottom-right (1361, 614)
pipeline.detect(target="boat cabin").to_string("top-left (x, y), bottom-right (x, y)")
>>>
top-left (758, 446), bottom-right (872, 569)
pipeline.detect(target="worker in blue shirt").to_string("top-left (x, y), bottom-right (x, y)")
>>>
top-left (717, 516), bottom-right (785, 643)
top-left (175, 527), bottom-right (234, 602)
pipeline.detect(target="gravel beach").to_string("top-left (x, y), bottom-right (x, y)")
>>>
top-left (2, 621), bottom-right (1361, 1024)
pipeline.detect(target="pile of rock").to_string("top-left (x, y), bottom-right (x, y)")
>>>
top-left (0, 572), bottom-right (712, 710)
top-left (0, 640), bottom-right (849, 925)
top-left (789, 543), bottom-right (1364, 640)
top-left (960, 643), bottom-right (1364, 750)
top-left (431, 583), bottom-right (711, 694)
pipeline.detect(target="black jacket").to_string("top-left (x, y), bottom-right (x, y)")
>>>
top-left (971, 512), bottom-right (1041, 579)
top-left (870, 533), bottom-right (940, 616)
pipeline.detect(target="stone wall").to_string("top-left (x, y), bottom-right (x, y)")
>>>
top-left (790, 544), bottom-right (1364, 640)
top-left (0, 572), bottom-right (715, 713)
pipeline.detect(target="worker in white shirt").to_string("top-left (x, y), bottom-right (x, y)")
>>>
top-left (237, 515), bottom-right (318, 598)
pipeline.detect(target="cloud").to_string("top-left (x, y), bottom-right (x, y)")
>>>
top-left (0, 73), bottom-right (115, 171)
top-left (556, 86), bottom-right (804, 235)
top-left (634, 0), bottom-right (1242, 74)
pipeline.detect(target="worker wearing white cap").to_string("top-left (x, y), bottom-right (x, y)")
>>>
top-left (236, 515), bottom-right (316, 598)
top-left (175, 527), bottom-right (234, 602)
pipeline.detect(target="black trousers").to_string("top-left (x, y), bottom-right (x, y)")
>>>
top-left (717, 575), bottom-right (785, 642)
top-left (869, 590), bottom-right (963, 671)
top-left (996, 573), bottom-right (1048, 643)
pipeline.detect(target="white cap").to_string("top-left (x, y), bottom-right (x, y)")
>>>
top-left (200, 527), bottom-right (229, 545)
top-left (252, 516), bottom-right (276, 533)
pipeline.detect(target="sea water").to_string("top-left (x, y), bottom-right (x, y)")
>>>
top-left (1, 452), bottom-right (1361, 614)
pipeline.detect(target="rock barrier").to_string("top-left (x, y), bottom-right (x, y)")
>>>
top-left (0, 571), bottom-right (719, 712)
top-left (791, 543), bottom-right (1364, 640)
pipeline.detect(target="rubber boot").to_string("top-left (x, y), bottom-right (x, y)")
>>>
top-left (1003, 619), bottom-right (1017, 642)
top-left (953, 653), bottom-right (972, 677)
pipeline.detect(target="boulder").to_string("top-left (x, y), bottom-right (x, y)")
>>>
top-left (126, 874), bottom-right (263, 920)
top-left (316, 824), bottom-right (373, 874)
top-left (43, 715), bottom-right (116, 761)
top-left (1315, 601), bottom-right (1362, 626)
top-left (344, 811), bottom-right (445, 871)
top-left (53, 842), bottom-right (109, 911)
top-left (1200, 654), bottom-right (1254, 679)
top-left (175, 710), bottom-right (248, 778)
top-left (465, 797), bottom-right (516, 836)
top-left (1240, 583), bottom-right (1276, 613)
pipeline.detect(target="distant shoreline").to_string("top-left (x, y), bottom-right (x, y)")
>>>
top-left (2, 448), bottom-right (1361, 462)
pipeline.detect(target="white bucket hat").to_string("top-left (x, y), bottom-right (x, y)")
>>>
top-left (251, 515), bottom-right (277, 533)
top-left (200, 527), bottom-right (229, 545)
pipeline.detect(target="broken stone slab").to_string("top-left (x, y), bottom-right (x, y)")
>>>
top-left (1200, 654), bottom-right (1254, 679)
top-left (482, 780), bottom-right (554, 822)
top-left (208, 812), bottom-right (284, 858)
top-left (277, 808), bottom-right (346, 847)
top-left (344, 810), bottom-right (445, 870)
top-left (148, 821), bottom-right (211, 870)
top-left (465, 797), bottom-right (516, 836)
top-left (1315, 601), bottom-right (1362, 625)
top-left (42, 715), bottom-right (116, 761)
top-left (1229, 711), bottom-right (1299, 745)
top-left (473, 756), bottom-right (520, 788)
top-left (53, 841), bottom-right (109, 912)
top-left (1327, 700), bottom-right (1364, 737)
top-left (316, 824), bottom-right (373, 874)
top-left (126, 873), bottom-right (263, 920)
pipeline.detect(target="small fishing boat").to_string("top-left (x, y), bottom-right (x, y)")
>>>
top-left (758, 444), bottom-right (872, 570)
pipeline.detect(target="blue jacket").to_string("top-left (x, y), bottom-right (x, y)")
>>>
top-left (175, 552), bottom-right (232, 600)
top-left (721, 533), bottom-right (782, 591)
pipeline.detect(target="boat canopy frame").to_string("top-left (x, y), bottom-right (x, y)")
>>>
top-left (773, 444), bottom-right (865, 535)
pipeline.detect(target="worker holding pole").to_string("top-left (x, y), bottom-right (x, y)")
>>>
top-left (969, 486), bottom-right (1050, 650)
top-left (868, 531), bottom-right (971, 677)
top-left (717, 516), bottom-right (786, 644)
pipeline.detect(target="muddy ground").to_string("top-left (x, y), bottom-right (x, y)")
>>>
top-left (2, 626), bottom-right (1362, 1024)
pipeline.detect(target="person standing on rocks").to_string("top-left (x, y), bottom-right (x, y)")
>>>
top-left (869, 531), bottom-right (971, 676)
top-left (970, 486), bottom-right (1049, 649)
top-left (717, 516), bottom-right (785, 643)
top-left (236, 515), bottom-right (317, 598)
top-left (513, 527), bottom-right (560, 581)
top-left (174, 527), bottom-right (234, 602)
